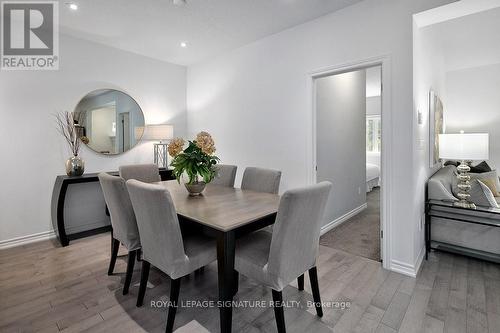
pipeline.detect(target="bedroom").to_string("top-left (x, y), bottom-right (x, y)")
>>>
top-left (319, 65), bottom-right (382, 262)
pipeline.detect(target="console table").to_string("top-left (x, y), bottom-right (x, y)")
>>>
top-left (51, 169), bottom-right (174, 247)
top-left (425, 200), bottom-right (500, 262)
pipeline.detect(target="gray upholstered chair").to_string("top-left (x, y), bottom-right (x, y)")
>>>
top-left (234, 181), bottom-right (332, 333)
top-left (211, 164), bottom-right (237, 187)
top-left (126, 179), bottom-right (217, 332)
top-left (241, 167), bottom-right (282, 234)
top-left (241, 167), bottom-right (281, 194)
top-left (98, 173), bottom-right (141, 295)
top-left (119, 163), bottom-right (161, 183)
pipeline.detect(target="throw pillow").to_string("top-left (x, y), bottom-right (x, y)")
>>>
top-left (471, 180), bottom-right (500, 208)
top-left (470, 161), bottom-right (492, 173)
top-left (444, 160), bottom-right (460, 167)
top-left (480, 178), bottom-right (499, 197)
top-left (469, 170), bottom-right (500, 195)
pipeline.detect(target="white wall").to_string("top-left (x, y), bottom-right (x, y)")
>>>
top-left (413, 21), bottom-right (448, 267)
top-left (413, 3), bottom-right (500, 268)
top-left (187, 0), bottom-right (453, 274)
top-left (0, 35), bottom-right (186, 243)
top-left (316, 70), bottom-right (366, 226)
top-left (445, 63), bottom-right (500, 170)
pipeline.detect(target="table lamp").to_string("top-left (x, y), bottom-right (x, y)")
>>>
top-left (439, 132), bottom-right (489, 209)
top-left (142, 124), bottom-right (174, 168)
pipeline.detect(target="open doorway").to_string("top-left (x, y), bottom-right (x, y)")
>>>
top-left (315, 65), bottom-right (383, 262)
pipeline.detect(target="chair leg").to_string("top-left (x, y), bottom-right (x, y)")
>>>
top-left (108, 238), bottom-right (120, 276)
top-left (308, 266), bottom-right (323, 317)
top-left (297, 274), bottom-right (304, 291)
top-left (123, 250), bottom-right (137, 295)
top-left (166, 278), bottom-right (181, 333)
top-left (271, 289), bottom-right (286, 333)
top-left (136, 260), bottom-right (151, 307)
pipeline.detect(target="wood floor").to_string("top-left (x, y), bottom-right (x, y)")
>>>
top-left (320, 188), bottom-right (380, 261)
top-left (0, 233), bottom-right (499, 333)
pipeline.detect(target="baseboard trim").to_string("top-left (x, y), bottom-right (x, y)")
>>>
top-left (390, 248), bottom-right (425, 278)
top-left (0, 230), bottom-right (56, 250)
top-left (320, 203), bottom-right (368, 236)
top-left (0, 220), bottom-right (111, 250)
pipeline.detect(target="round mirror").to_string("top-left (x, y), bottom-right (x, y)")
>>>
top-left (74, 89), bottom-right (145, 155)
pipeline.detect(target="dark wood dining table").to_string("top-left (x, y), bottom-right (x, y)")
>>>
top-left (160, 180), bottom-right (281, 333)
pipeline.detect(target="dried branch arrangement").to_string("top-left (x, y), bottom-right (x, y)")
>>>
top-left (55, 111), bottom-right (86, 156)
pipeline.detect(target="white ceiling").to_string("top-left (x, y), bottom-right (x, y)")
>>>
top-left (425, 6), bottom-right (500, 71)
top-left (58, 0), bottom-right (362, 66)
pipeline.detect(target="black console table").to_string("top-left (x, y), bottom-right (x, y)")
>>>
top-left (51, 168), bottom-right (174, 247)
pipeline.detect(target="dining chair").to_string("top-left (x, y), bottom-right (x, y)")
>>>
top-left (98, 173), bottom-right (141, 295)
top-left (119, 163), bottom-right (161, 183)
top-left (211, 164), bottom-right (237, 187)
top-left (234, 181), bottom-right (332, 333)
top-left (241, 166), bottom-right (282, 236)
top-left (241, 167), bottom-right (281, 194)
top-left (126, 179), bottom-right (217, 333)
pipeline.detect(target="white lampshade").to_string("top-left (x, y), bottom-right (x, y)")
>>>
top-left (141, 124), bottom-right (174, 141)
top-left (439, 133), bottom-right (489, 161)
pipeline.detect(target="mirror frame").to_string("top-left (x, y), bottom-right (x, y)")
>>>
top-left (74, 88), bottom-right (145, 155)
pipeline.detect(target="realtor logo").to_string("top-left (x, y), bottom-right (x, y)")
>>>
top-left (1, 1), bottom-right (59, 70)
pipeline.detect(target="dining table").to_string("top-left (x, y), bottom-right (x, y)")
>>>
top-left (160, 180), bottom-right (281, 333)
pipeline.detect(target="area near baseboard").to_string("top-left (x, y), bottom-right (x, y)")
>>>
top-left (390, 247), bottom-right (425, 278)
top-left (0, 219), bottom-right (110, 250)
top-left (320, 203), bottom-right (368, 236)
top-left (0, 230), bottom-right (56, 250)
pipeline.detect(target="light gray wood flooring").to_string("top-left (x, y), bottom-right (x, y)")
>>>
top-left (0, 233), bottom-right (499, 333)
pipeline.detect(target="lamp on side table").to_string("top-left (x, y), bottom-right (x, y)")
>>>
top-left (142, 124), bottom-right (174, 168)
top-left (438, 131), bottom-right (489, 209)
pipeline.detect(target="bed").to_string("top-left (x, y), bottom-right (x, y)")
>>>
top-left (366, 163), bottom-right (380, 192)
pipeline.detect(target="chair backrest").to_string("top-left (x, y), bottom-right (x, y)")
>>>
top-left (241, 167), bottom-right (281, 194)
top-left (98, 173), bottom-right (141, 251)
top-left (211, 164), bottom-right (237, 187)
top-left (119, 164), bottom-right (161, 183)
top-left (267, 181), bottom-right (332, 289)
top-left (126, 179), bottom-right (187, 276)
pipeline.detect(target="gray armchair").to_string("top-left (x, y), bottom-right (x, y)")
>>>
top-left (211, 164), bottom-right (237, 187)
top-left (119, 163), bottom-right (161, 183)
top-left (126, 179), bottom-right (217, 332)
top-left (234, 181), bottom-right (332, 333)
top-left (98, 173), bottom-right (141, 295)
top-left (241, 167), bottom-right (281, 194)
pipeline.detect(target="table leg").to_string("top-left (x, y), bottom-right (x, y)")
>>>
top-left (216, 231), bottom-right (236, 333)
top-left (425, 208), bottom-right (430, 260)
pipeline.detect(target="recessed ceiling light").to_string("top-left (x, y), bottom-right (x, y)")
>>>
top-left (66, 3), bottom-right (78, 10)
top-left (173, 0), bottom-right (187, 6)
top-left (180, 41), bottom-right (188, 48)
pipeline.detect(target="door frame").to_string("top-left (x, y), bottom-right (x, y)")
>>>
top-left (307, 55), bottom-right (392, 269)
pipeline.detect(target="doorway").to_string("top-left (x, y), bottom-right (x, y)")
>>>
top-left (310, 59), bottom-right (389, 265)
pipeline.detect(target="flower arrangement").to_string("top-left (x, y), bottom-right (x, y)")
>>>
top-left (168, 131), bottom-right (220, 186)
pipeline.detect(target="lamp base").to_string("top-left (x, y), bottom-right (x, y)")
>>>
top-left (453, 200), bottom-right (476, 210)
top-left (454, 160), bottom-right (476, 210)
top-left (154, 143), bottom-right (169, 169)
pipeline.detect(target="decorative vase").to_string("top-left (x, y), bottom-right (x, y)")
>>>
top-left (184, 181), bottom-right (206, 196)
top-left (65, 155), bottom-right (85, 176)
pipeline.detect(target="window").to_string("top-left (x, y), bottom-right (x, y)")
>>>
top-left (366, 115), bottom-right (381, 152)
